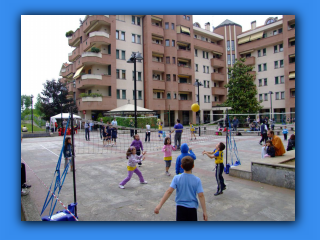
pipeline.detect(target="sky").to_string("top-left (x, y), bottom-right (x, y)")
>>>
top-left (21, 15), bottom-right (282, 100)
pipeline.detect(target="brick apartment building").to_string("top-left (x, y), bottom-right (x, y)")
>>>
top-left (59, 15), bottom-right (295, 125)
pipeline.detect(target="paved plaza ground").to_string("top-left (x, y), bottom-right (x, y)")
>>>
top-left (21, 127), bottom-right (295, 221)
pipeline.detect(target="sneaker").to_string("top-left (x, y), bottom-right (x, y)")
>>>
top-left (22, 183), bottom-right (32, 189)
top-left (214, 192), bottom-right (223, 196)
top-left (21, 189), bottom-right (29, 196)
top-left (166, 172), bottom-right (171, 176)
top-left (140, 181), bottom-right (148, 184)
top-left (223, 186), bottom-right (227, 190)
top-left (259, 142), bottom-right (262, 145)
top-left (119, 185), bottom-right (125, 189)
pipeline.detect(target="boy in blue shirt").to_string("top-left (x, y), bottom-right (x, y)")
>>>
top-left (203, 142), bottom-right (226, 196)
top-left (154, 156), bottom-right (208, 221)
top-left (282, 126), bottom-right (288, 140)
top-left (175, 143), bottom-right (196, 175)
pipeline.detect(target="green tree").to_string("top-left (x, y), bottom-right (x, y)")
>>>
top-left (224, 58), bottom-right (262, 114)
top-left (34, 93), bottom-right (44, 116)
top-left (21, 95), bottom-right (31, 111)
top-left (40, 79), bottom-right (78, 120)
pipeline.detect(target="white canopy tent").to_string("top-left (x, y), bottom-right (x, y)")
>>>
top-left (108, 104), bottom-right (154, 113)
top-left (50, 113), bottom-right (82, 131)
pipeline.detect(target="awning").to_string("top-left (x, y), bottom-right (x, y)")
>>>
top-left (151, 16), bottom-right (162, 21)
top-left (153, 90), bottom-right (164, 93)
top-left (152, 53), bottom-right (164, 57)
top-left (238, 36), bottom-right (250, 44)
top-left (179, 91), bottom-right (191, 94)
top-left (73, 66), bottom-right (84, 79)
top-left (177, 58), bottom-right (189, 63)
top-left (177, 42), bottom-right (189, 47)
top-left (212, 51), bottom-right (222, 55)
top-left (152, 35), bottom-right (163, 41)
top-left (289, 54), bottom-right (295, 57)
top-left (289, 38), bottom-right (295, 42)
top-left (178, 75), bottom-right (190, 78)
top-left (249, 32), bottom-right (264, 41)
top-left (289, 72), bottom-right (295, 79)
top-left (180, 26), bottom-right (190, 35)
top-left (239, 49), bottom-right (254, 55)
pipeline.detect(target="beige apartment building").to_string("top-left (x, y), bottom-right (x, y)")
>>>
top-left (60, 15), bottom-right (295, 124)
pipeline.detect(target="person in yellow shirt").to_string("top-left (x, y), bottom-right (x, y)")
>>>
top-left (261, 130), bottom-right (285, 158)
top-left (158, 121), bottom-right (163, 141)
top-left (189, 122), bottom-right (196, 140)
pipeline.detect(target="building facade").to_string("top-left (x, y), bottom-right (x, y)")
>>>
top-left (60, 15), bottom-right (295, 124)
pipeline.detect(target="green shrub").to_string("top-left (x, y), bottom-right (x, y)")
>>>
top-left (91, 47), bottom-right (101, 53)
top-left (65, 30), bottom-right (74, 37)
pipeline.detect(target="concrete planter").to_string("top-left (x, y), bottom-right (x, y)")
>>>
top-left (82, 97), bottom-right (102, 102)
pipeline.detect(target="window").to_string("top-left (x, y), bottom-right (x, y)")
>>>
top-left (121, 70), bottom-right (126, 79)
top-left (138, 72), bottom-right (141, 81)
top-left (183, 15), bottom-right (186, 19)
top-left (134, 90), bottom-right (142, 100)
top-left (278, 28), bottom-right (282, 33)
top-left (264, 93), bottom-right (268, 101)
top-left (280, 76), bottom-right (284, 83)
top-left (165, 22), bottom-right (169, 29)
top-left (108, 86), bottom-right (111, 96)
top-left (276, 92), bottom-right (279, 100)
top-left (172, 40), bottom-right (175, 47)
top-left (291, 89), bottom-right (295, 98)
top-left (275, 77), bottom-right (279, 84)
top-left (206, 52), bottom-right (208, 59)
top-left (207, 66), bottom-right (209, 73)
top-left (122, 90), bottom-right (126, 99)
top-left (156, 92), bottom-right (161, 99)
top-left (133, 90), bottom-right (135, 100)
top-left (263, 63), bottom-right (267, 71)
top-left (279, 44), bottom-right (283, 52)
top-left (232, 54), bottom-right (235, 64)
top-left (180, 94), bottom-right (188, 100)
top-left (258, 50), bottom-right (261, 57)
top-left (174, 92), bottom-right (177, 99)
top-left (179, 77), bottom-right (187, 83)
top-left (117, 89), bottom-right (120, 99)
top-left (281, 92), bottom-right (285, 99)
top-left (274, 61), bottom-right (278, 69)
top-left (132, 16), bottom-right (135, 24)
top-left (116, 69), bottom-right (120, 78)
top-left (116, 30), bottom-right (119, 39)
top-left (137, 17), bottom-right (141, 26)
top-left (166, 57), bottom-right (170, 64)
top-left (165, 39), bottom-right (169, 46)
top-left (116, 50), bottom-right (119, 59)
top-left (195, 49), bottom-right (198, 57)
top-left (195, 64), bottom-right (198, 72)
top-left (259, 94), bottom-right (262, 101)
top-left (258, 64), bottom-right (261, 72)
top-left (171, 23), bottom-right (174, 30)
top-left (121, 50), bottom-right (125, 60)
top-left (196, 94), bottom-right (198, 102)
top-left (227, 41), bottom-right (230, 51)
top-left (273, 30), bottom-right (277, 35)
top-left (166, 74), bottom-right (170, 81)
top-left (137, 35), bottom-right (141, 44)
top-left (172, 57), bottom-right (176, 64)
top-left (173, 74), bottom-right (176, 81)
top-left (290, 41), bottom-right (295, 46)
top-left (167, 92), bottom-right (171, 99)
top-left (203, 65), bottom-right (206, 73)
top-left (204, 95), bottom-right (207, 103)
top-left (121, 31), bottom-right (125, 40)
top-left (208, 95), bottom-right (210, 102)
top-left (187, 16), bottom-right (190, 21)
top-left (227, 54), bottom-right (231, 65)
top-left (280, 60), bottom-right (284, 68)
top-left (203, 51), bottom-right (205, 58)
top-left (259, 79), bottom-right (262, 86)
top-left (263, 48), bottom-right (266, 56)
top-left (274, 45), bottom-right (278, 53)
top-left (231, 40), bottom-right (235, 50)
top-left (264, 78), bottom-right (267, 86)
top-left (132, 34), bottom-right (135, 43)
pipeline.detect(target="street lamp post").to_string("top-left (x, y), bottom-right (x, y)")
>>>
top-left (127, 52), bottom-right (143, 135)
top-left (269, 91), bottom-right (273, 121)
top-left (193, 80), bottom-right (203, 136)
top-left (31, 95), bottom-right (34, 133)
top-left (59, 85), bottom-right (68, 129)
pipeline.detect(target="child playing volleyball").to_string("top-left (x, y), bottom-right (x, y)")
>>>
top-left (119, 146), bottom-right (148, 189)
top-left (162, 137), bottom-right (176, 176)
top-left (189, 122), bottom-right (196, 140)
top-left (63, 137), bottom-right (74, 172)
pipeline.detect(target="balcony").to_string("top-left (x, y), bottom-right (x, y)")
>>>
top-left (81, 52), bottom-right (112, 65)
top-left (177, 33), bottom-right (192, 43)
top-left (151, 43), bottom-right (164, 54)
top-left (287, 28), bottom-right (295, 39)
top-left (69, 47), bottom-right (80, 62)
top-left (177, 49), bottom-right (192, 59)
top-left (211, 58), bottom-right (224, 68)
top-left (78, 96), bottom-right (116, 111)
top-left (178, 83), bottom-right (193, 92)
top-left (288, 79), bottom-right (295, 89)
top-left (212, 87), bottom-right (227, 95)
top-left (68, 29), bottom-right (80, 47)
top-left (194, 38), bottom-right (223, 53)
top-left (178, 64), bottom-right (193, 76)
top-left (151, 25), bottom-right (164, 36)
top-left (165, 100), bottom-right (179, 110)
top-left (150, 61), bottom-right (165, 72)
top-left (152, 98), bottom-right (166, 110)
top-left (243, 56), bottom-right (255, 66)
top-left (152, 80), bottom-right (165, 90)
top-left (288, 45), bottom-right (295, 56)
top-left (212, 101), bottom-right (224, 107)
top-left (238, 33), bottom-right (283, 53)
top-left (288, 62), bottom-right (295, 73)
top-left (211, 73), bottom-right (225, 82)
top-left (77, 74), bottom-right (112, 89)
top-left (179, 100), bottom-right (193, 110)
top-left (83, 15), bottom-right (112, 33)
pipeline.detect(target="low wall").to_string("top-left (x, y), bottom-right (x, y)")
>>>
top-left (22, 132), bottom-right (51, 138)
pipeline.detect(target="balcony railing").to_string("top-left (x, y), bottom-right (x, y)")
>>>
top-left (81, 74), bottom-right (102, 80)
top-left (89, 31), bottom-right (110, 38)
top-left (82, 52), bottom-right (102, 58)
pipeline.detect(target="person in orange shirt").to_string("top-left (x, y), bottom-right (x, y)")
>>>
top-left (261, 130), bottom-right (285, 158)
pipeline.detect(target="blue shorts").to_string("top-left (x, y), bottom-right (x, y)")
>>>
top-left (158, 131), bottom-right (163, 134)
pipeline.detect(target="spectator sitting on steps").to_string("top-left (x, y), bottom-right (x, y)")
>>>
top-left (261, 130), bottom-right (285, 158)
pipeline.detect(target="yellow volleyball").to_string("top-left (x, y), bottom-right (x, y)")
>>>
top-left (191, 103), bottom-right (200, 112)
